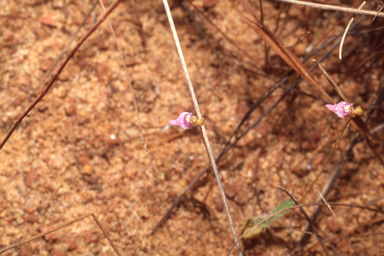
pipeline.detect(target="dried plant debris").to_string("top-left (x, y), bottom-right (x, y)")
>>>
top-left (1, 0), bottom-right (383, 255)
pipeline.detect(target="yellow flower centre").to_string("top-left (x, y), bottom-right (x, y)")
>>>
top-left (345, 105), bottom-right (350, 113)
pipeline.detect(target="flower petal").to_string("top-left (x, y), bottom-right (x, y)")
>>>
top-left (325, 104), bottom-right (336, 111)
top-left (325, 101), bottom-right (353, 119)
top-left (177, 112), bottom-right (193, 129)
top-left (169, 120), bottom-right (178, 126)
top-left (169, 112), bottom-right (194, 129)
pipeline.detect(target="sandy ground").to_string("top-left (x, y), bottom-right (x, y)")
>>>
top-left (1, 0), bottom-right (384, 255)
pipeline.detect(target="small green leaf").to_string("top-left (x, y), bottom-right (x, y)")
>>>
top-left (242, 199), bottom-right (295, 239)
top-left (242, 218), bottom-right (265, 239)
top-left (269, 199), bottom-right (295, 222)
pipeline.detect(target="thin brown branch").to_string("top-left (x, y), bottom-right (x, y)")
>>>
top-left (150, 169), bottom-right (209, 235)
top-left (300, 118), bottom-right (351, 202)
top-left (98, 0), bottom-right (157, 176)
top-left (273, 0), bottom-right (384, 17)
top-left (228, 201), bottom-right (384, 255)
top-left (259, 0), bottom-right (264, 23)
top-left (317, 189), bottom-right (358, 256)
top-left (0, 0), bottom-right (122, 150)
top-left (129, 0), bottom-right (146, 47)
top-left (0, 213), bottom-right (121, 255)
top-left (313, 60), bottom-right (348, 101)
top-left (300, 134), bottom-right (359, 245)
top-left (91, 213), bottom-right (122, 256)
top-left (237, 0), bottom-right (334, 103)
top-left (40, 0), bottom-right (99, 86)
top-left (187, 2), bottom-right (256, 62)
top-left (300, 80), bottom-right (384, 245)
top-left (277, 186), bottom-right (330, 256)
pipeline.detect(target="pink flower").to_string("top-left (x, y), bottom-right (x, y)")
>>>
top-left (169, 112), bottom-right (194, 129)
top-left (325, 101), bottom-right (353, 119)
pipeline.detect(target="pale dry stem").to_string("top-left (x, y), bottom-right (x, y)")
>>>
top-left (300, 119), bottom-right (351, 202)
top-left (317, 189), bottom-right (358, 256)
top-left (161, 0), bottom-right (243, 255)
top-left (339, 1), bottom-right (366, 60)
top-left (98, 0), bottom-right (157, 176)
top-left (274, 0), bottom-right (384, 17)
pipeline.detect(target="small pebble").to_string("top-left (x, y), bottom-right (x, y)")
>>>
top-left (213, 197), bottom-right (224, 212)
top-left (25, 213), bottom-right (39, 223)
top-left (224, 184), bottom-right (237, 199)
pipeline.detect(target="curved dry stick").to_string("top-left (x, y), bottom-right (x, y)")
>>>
top-left (0, 0), bottom-right (122, 150)
top-left (274, 0), bottom-right (384, 18)
top-left (225, 26), bottom-right (351, 146)
top-left (228, 201), bottom-right (384, 255)
top-left (317, 189), bottom-right (358, 256)
top-left (40, 0), bottom-right (99, 85)
top-left (277, 186), bottom-right (330, 256)
top-left (300, 118), bottom-right (352, 202)
top-left (239, 2), bottom-right (379, 157)
top-left (339, 1), bottom-right (366, 59)
top-left (0, 213), bottom-right (122, 256)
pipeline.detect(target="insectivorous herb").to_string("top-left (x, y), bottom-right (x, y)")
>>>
top-left (168, 112), bottom-right (206, 129)
top-left (325, 101), bottom-right (364, 119)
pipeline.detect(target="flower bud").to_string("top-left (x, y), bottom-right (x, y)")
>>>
top-left (168, 112), bottom-right (194, 129)
top-left (325, 101), bottom-right (354, 119)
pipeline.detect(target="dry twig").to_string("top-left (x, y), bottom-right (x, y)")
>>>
top-left (228, 201), bottom-right (384, 255)
top-left (39, 0), bottom-right (99, 86)
top-left (161, 0), bottom-right (243, 255)
top-left (273, 0), bottom-right (384, 17)
top-left (0, 0), bottom-right (122, 150)
top-left (0, 213), bottom-right (122, 255)
top-left (339, 1), bottom-right (366, 60)
top-left (317, 189), bottom-right (358, 255)
top-left (277, 186), bottom-right (330, 256)
top-left (98, 0), bottom-right (157, 176)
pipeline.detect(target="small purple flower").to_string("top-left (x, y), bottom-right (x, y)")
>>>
top-left (325, 101), bottom-right (353, 119)
top-left (169, 112), bottom-right (194, 129)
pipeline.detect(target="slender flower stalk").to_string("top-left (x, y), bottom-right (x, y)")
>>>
top-left (302, 102), bottom-right (364, 202)
top-left (161, 0), bottom-right (242, 254)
